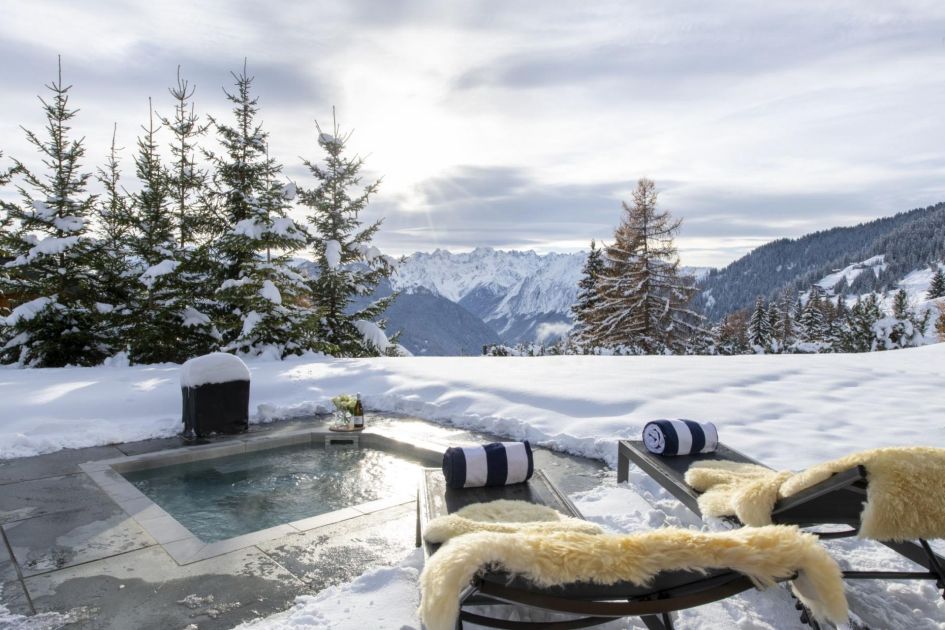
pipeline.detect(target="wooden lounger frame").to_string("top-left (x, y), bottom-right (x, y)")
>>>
top-left (417, 468), bottom-right (789, 630)
top-left (618, 440), bottom-right (945, 593)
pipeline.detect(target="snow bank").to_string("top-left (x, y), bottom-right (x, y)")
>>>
top-left (2, 345), bottom-right (945, 466)
top-left (235, 551), bottom-right (423, 630)
top-left (179, 352), bottom-right (250, 388)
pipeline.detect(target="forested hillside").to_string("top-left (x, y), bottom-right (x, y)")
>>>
top-left (696, 202), bottom-right (945, 320)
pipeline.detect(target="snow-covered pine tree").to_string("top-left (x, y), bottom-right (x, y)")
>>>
top-left (0, 62), bottom-right (110, 366)
top-left (841, 294), bottom-right (883, 352)
top-left (797, 288), bottom-right (826, 347)
top-left (827, 296), bottom-right (849, 350)
top-left (205, 63), bottom-right (309, 358)
top-left (90, 126), bottom-right (137, 355)
top-left (157, 66), bottom-right (212, 249)
top-left (0, 151), bottom-right (15, 315)
top-left (879, 288), bottom-right (929, 350)
top-left (774, 290), bottom-right (795, 350)
top-left (156, 67), bottom-right (219, 360)
top-left (588, 178), bottom-right (704, 354)
top-left (123, 99), bottom-right (204, 364)
top-left (298, 111), bottom-right (399, 357)
top-left (891, 288), bottom-right (909, 320)
top-left (747, 296), bottom-right (771, 352)
top-left (765, 300), bottom-right (782, 353)
top-left (927, 266), bottom-right (945, 300)
top-left (570, 239), bottom-right (604, 347)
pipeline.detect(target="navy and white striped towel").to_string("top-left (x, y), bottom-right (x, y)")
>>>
top-left (442, 442), bottom-right (534, 489)
top-left (643, 420), bottom-right (718, 456)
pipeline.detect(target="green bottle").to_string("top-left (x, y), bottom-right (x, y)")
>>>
top-left (353, 393), bottom-right (364, 428)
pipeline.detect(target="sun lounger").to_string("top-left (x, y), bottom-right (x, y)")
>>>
top-left (617, 440), bottom-right (945, 594)
top-left (417, 467), bottom-right (828, 630)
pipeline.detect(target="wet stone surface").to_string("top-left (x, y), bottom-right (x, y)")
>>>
top-left (258, 502), bottom-right (418, 592)
top-left (0, 414), bottom-right (608, 626)
top-left (25, 545), bottom-right (304, 630)
top-left (5, 501), bottom-right (155, 577)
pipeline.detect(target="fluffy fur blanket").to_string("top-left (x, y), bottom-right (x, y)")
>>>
top-left (423, 499), bottom-right (604, 543)
top-left (685, 446), bottom-right (945, 541)
top-left (419, 502), bottom-right (847, 630)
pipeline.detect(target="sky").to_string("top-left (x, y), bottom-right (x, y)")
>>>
top-left (2, 1), bottom-right (945, 268)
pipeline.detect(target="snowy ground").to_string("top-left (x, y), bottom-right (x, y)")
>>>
top-left (2, 346), bottom-right (945, 628)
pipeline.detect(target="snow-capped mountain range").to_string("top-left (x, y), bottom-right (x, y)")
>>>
top-left (391, 248), bottom-right (586, 344)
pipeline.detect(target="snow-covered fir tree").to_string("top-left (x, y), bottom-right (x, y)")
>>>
top-left (205, 63), bottom-right (309, 358)
top-left (0, 62), bottom-right (110, 366)
top-left (928, 266), bottom-right (945, 300)
top-left (298, 112), bottom-right (398, 357)
top-left (796, 288), bottom-right (827, 347)
top-left (841, 294), bottom-right (883, 352)
top-left (91, 127), bottom-right (137, 354)
top-left (587, 178), bottom-right (704, 354)
top-left (124, 99), bottom-right (201, 364)
top-left (156, 68), bottom-right (219, 360)
top-left (827, 296), bottom-right (848, 349)
top-left (157, 67), bottom-right (212, 249)
top-left (569, 239), bottom-right (604, 346)
top-left (747, 296), bottom-right (772, 352)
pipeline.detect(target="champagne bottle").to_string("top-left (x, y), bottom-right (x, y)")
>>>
top-left (353, 393), bottom-right (364, 428)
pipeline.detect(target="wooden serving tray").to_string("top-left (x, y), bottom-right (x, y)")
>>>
top-left (328, 424), bottom-right (365, 433)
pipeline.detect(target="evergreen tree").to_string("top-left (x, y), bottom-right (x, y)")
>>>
top-left (797, 289), bottom-right (826, 346)
top-left (842, 293), bottom-right (883, 352)
top-left (298, 111), bottom-right (398, 356)
top-left (928, 266), bottom-right (945, 300)
top-left (765, 301), bottom-right (783, 353)
top-left (747, 296), bottom-right (771, 352)
top-left (0, 151), bottom-right (16, 317)
top-left (205, 63), bottom-right (309, 357)
top-left (587, 178), bottom-right (704, 354)
top-left (570, 240), bottom-right (604, 346)
top-left (157, 68), bottom-right (219, 361)
top-left (774, 290), bottom-right (795, 350)
top-left (0, 61), bottom-right (109, 366)
top-left (891, 288), bottom-right (910, 320)
top-left (91, 126), bottom-right (137, 354)
top-left (157, 66), bottom-right (212, 249)
top-left (124, 99), bottom-right (203, 364)
top-left (827, 296), bottom-right (849, 349)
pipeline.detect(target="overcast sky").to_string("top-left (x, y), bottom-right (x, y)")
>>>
top-left (2, 1), bottom-right (945, 267)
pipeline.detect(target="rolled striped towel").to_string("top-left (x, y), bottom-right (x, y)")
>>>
top-left (643, 420), bottom-right (718, 456)
top-left (442, 442), bottom-right (534, 489)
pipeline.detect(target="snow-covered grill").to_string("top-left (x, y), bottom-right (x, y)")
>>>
top-left (180, 352), bottom-right (250, 439)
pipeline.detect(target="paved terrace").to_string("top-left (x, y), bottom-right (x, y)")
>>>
top-left (0, 414), bottom-right (607, 629)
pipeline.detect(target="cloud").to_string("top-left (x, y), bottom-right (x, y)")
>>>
top-left (4, 1), bottom-right (945, 268)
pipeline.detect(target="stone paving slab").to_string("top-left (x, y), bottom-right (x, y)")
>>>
top-left (257, 502), bottom-right (418, 592)
top-left (0, 445), bottom-right (126, 485)
top-left (0, 473), bottom-right (107, 524)
top-left (0, 535), bottom-right (32, 615)
top-left (24, 545), bottom-right (306, 630)
top-left (4, 501), bottom-right (156, 577)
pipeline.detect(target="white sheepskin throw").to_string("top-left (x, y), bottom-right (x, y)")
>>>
top-left (418, 525), bottom-right (848, 630)
top-left (424, 499), bottom-right (604, 543)
top-left (685, 446), bottom-right (945, 541)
